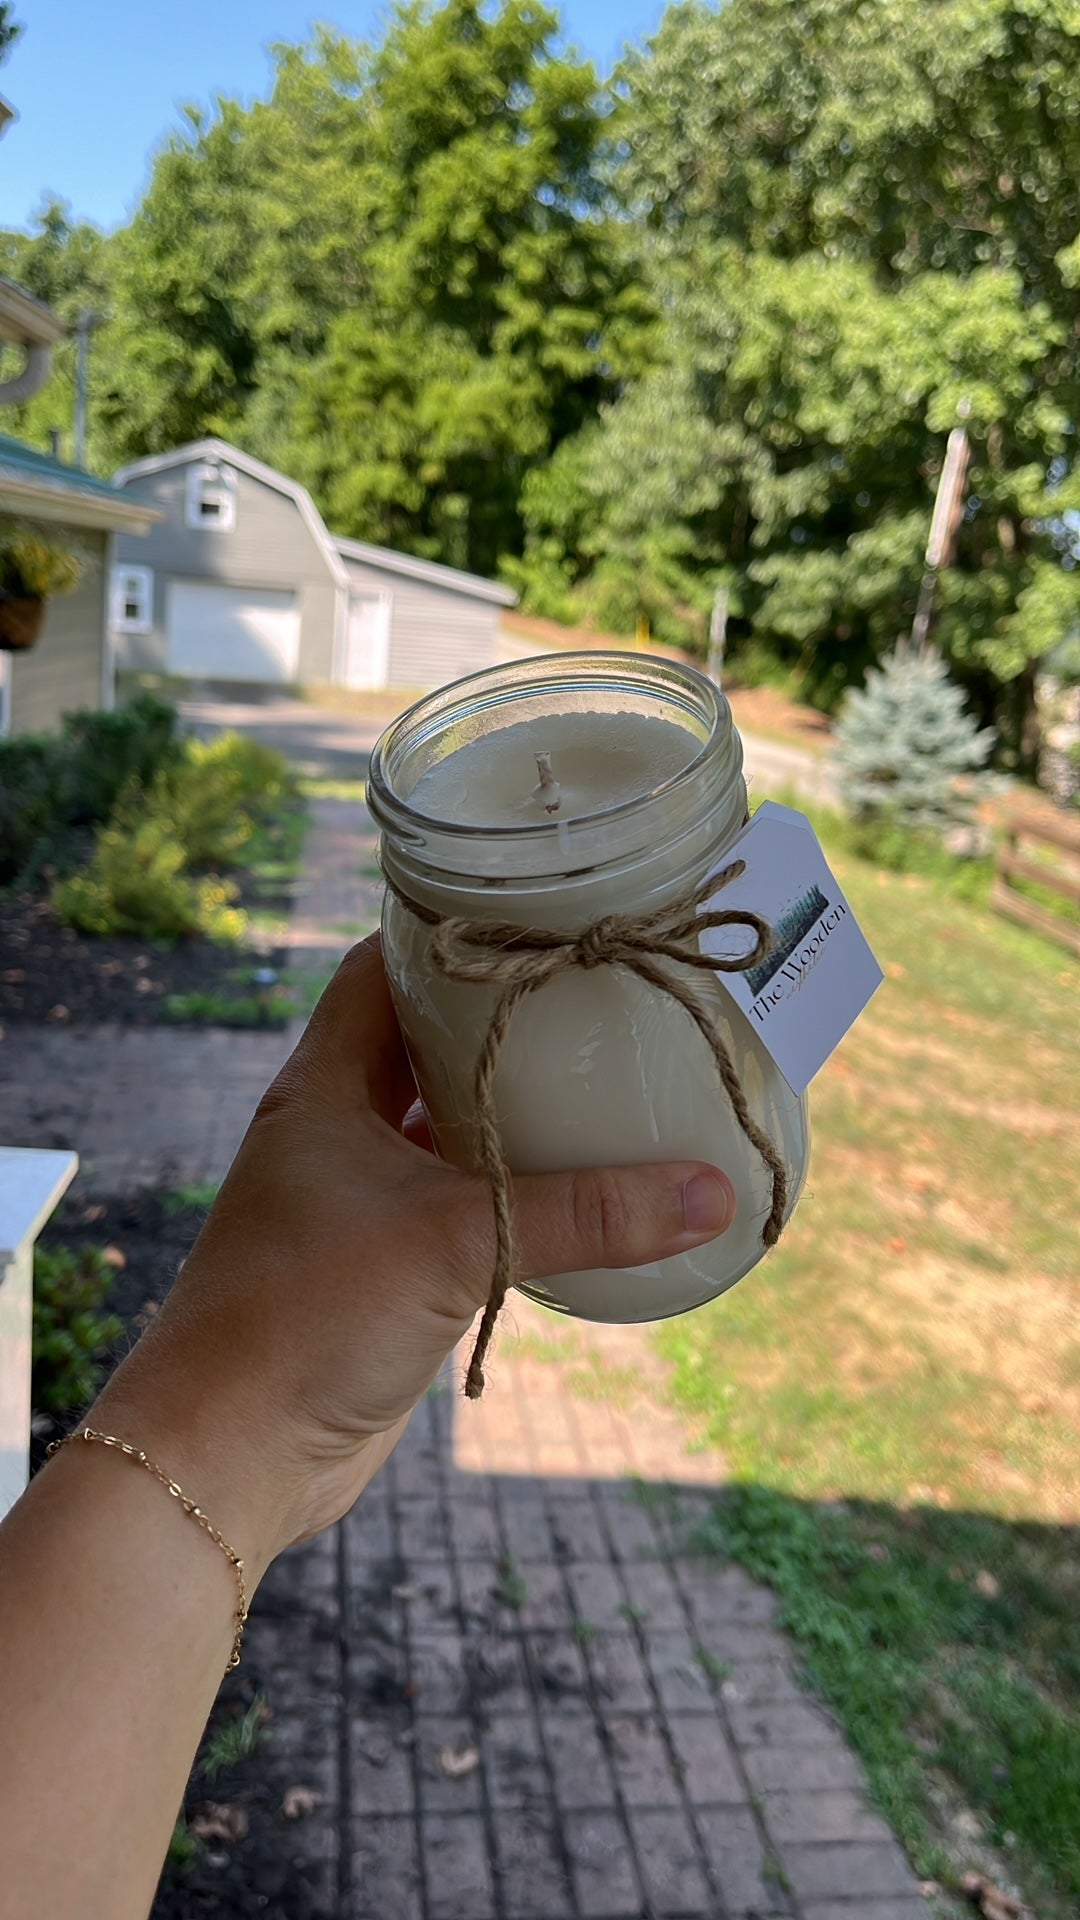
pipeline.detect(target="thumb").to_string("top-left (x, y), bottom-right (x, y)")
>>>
top-left (510, 1162), bottom-right (737, 1280)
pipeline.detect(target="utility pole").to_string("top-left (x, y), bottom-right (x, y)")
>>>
top-left (909, 415), bottom-right (971, 657)
top-left (707, 587), bottom-right (728, 687)
top-left (73, 309), bottom-right (103, 468)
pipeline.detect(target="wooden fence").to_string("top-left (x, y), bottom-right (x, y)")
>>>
top-left (993, 804), bottom-right (1080, 960)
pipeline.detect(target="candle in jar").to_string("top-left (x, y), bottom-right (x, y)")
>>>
top-left (408, 710), bottom-right (702, 825)
top-left (371, 654), bottom-right (810, 1326)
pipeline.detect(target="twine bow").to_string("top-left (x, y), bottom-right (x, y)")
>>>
top-left (386, 860), bottom-right (788, 1399)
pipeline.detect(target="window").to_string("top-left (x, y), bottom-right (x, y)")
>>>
top-left (110, 565), bottom-right (153, 633)
top-left (185, 460), bottom-right (236, 530)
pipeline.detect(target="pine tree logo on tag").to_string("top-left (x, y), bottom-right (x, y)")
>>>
top-left (746, 884), bottom-right (849, 1018)
top-left (699, 802), bottom-right (882, 1094)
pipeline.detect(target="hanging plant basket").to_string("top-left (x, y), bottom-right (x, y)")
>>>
top-left (0, 591), bottom-right (46, 652)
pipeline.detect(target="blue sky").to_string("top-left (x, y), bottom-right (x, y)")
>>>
top-left (0, 0), bottom-right (667, 235)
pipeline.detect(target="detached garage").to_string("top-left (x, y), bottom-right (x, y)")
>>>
top-left (111, 440), bottom-right (515, 694)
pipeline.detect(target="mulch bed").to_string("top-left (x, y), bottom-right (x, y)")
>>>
top-left (0, 893), bottom-right (288, 1029)
top-left (36, 1190), bottom-right (333, 1919)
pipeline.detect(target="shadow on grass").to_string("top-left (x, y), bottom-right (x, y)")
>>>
top-left (669, 1481), bottom-right (1080, 1913)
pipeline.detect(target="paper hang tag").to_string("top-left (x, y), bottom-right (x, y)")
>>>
top-left (698, 801), bottom-right (883, 1096)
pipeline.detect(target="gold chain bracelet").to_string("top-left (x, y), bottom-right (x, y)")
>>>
top-left (47, 1425), bottom-right (248, 1675)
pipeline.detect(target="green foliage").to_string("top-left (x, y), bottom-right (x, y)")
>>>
top-left (846, 814), bottom-right (994, 902)
top-left (58, 694), bottom-right (179, 826)
top-left (493, 1555), bottom-right (528, 1610)
top-left (163, 1175), bottom-right (220, 1205)
top-left (51, 817), bottom-right (246, 942)
top-left (163, 1182), bottom-right (221, 1214)
top-left (0, 735), bottom-right (66, 885)
top-left (146, 761), bottom-right (250, 870)
top-left (166, 1815), bottom-right (201, 1873)
top-left (836, 648), bottom-right (995, 831)
top-left (518, 0), bottom-right (1080, 741)
top-left (11, 6), bottom-right (648, 577)
top-left (43, 721), bottom-right (290, 940)
top-left (0, 694), bottom-right (178, 885)
top-left (768, 783), bottom-right (996, 902)
top-left (139, 733), bottom-right (292, 883)
top-left (686, 1489), bottom-right (1080, 1909)
top-left (280, 3), bottom-right (650, 576)
top-left (0, 201), bottom-right (113, 458)
top-left (31, 1244), bottom-right (124, 1415)
top-left (163, 985), bottom-right (292, 1029)
top-left (0, 523), bottom-right (81, 598)
top-left (200, 1694), bottom-right (269, 1783)
top-left (5, 0), bottom-right (1078, 744)
top-left (146, 733), bottom-right (291, 869)
top-left (0, 4), bottom-right (21, 66)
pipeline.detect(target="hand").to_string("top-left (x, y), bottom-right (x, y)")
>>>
top-left (94, 936), bottom-right (736, 1581)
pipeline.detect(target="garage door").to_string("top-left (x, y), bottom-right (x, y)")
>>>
top-left (166, 582), bottom-right (300, 684)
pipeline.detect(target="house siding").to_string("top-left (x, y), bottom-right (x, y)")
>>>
top-left (9, 532), bottom-right (107, 735)
top-left (342, 557), bottom-right (499, 691)
top-left (112, 462), bottom-right (339, 680)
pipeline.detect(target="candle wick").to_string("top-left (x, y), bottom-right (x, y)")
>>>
top-left (534, 751), bottom-right (561, 815)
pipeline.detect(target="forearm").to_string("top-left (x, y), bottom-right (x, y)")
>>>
top-left (0, 935), bottom-right (738, 1918)
top-left (0, 1359), bottom-right (278, 1920)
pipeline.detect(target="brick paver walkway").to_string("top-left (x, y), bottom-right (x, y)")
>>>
top-left (0, 1022), bottom-right (292, 1192)
top-left (3, 705), bottom-right (925, 1917)
top-left (255, 1374), bottom-right (926, 1920)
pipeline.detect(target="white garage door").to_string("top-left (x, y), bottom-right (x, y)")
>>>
top-left (167, 582), bottom-right (300, 684)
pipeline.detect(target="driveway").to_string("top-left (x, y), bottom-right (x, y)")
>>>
top-left (181, 691), bottom-right (837, 806)
top-left (180, 693), bottom-right (386, 779)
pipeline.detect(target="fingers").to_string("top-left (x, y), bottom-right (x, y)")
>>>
top-left (281, 935), bottom-right (418, 1123)
top-left (510, 1162), bottom-right (736, 1280)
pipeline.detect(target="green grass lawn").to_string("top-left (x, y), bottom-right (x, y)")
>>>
top-left (655, 817), bottom-right (1080, 1916)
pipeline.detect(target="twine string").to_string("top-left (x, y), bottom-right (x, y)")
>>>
top-left (384, 861), bottom-right (788, 1398)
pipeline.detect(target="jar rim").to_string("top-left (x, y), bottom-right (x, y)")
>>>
top-left (368, 651), bottom-right (734, 861)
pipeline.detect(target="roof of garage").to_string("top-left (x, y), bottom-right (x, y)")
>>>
top-left (334, 534), bottom-right (516, 607)
top-left (113, 438), bottom-right (516, 608)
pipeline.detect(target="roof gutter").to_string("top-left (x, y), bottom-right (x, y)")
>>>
top-left (0, 472), bottom-right (160, 534)
top-left (0, 277), bottom-right (68, 407)
top-left (0, 342), bottom-right (54, 407)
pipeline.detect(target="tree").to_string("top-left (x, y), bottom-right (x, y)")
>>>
top-left (92, 99), bottom-right (267, 462)
top-left (0, 4), bottom-right (22, 66)
top-left (287, 0), bottom-right (647, 573)
top-left (835, 648), bottom-right (994, 831)
top-left (0, 201), bottom-right (111, 459)
top-left (76, 5), bottom-right (646, 576)
top-left (519, 0), bottom-right (1080, 751)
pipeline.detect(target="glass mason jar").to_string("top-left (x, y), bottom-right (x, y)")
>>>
top-left (368, 652), bottom-right (810, 1324)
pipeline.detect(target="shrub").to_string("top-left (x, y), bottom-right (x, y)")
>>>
top-left (32, 1244), bottom-right (124, 1415)
top-left (142, 732), bottom-right (293, 869)
top-left (846, 810), bottom-right (993, 903)
top-left (0, 694), bottom-right (179, 886)
top-left (836, 647), bottom-right (994, 833)
top-left (59, 694), bottom-right (178, 825)
top-left (0, 735), bottom-right (66, 884)
top-left (187, 734), bottom-right (292, 809)
top-left (51, 815), bottom-right (246, 942)
top-left (724, 634), bottom-right (799, 693)
top-left (12, 704), bottom-right (290, 938)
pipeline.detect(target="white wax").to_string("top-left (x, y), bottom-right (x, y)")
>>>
top-left (383, 703), bottom-right (810, 1324)
top-left (407, 710), bottom-right (699, 825)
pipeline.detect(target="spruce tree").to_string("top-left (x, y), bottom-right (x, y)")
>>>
top-left (836, 647), bottom-right (994, 831)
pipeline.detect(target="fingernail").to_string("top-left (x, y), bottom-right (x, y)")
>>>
top-left (682, 1170), bottom-right (736, 1236)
